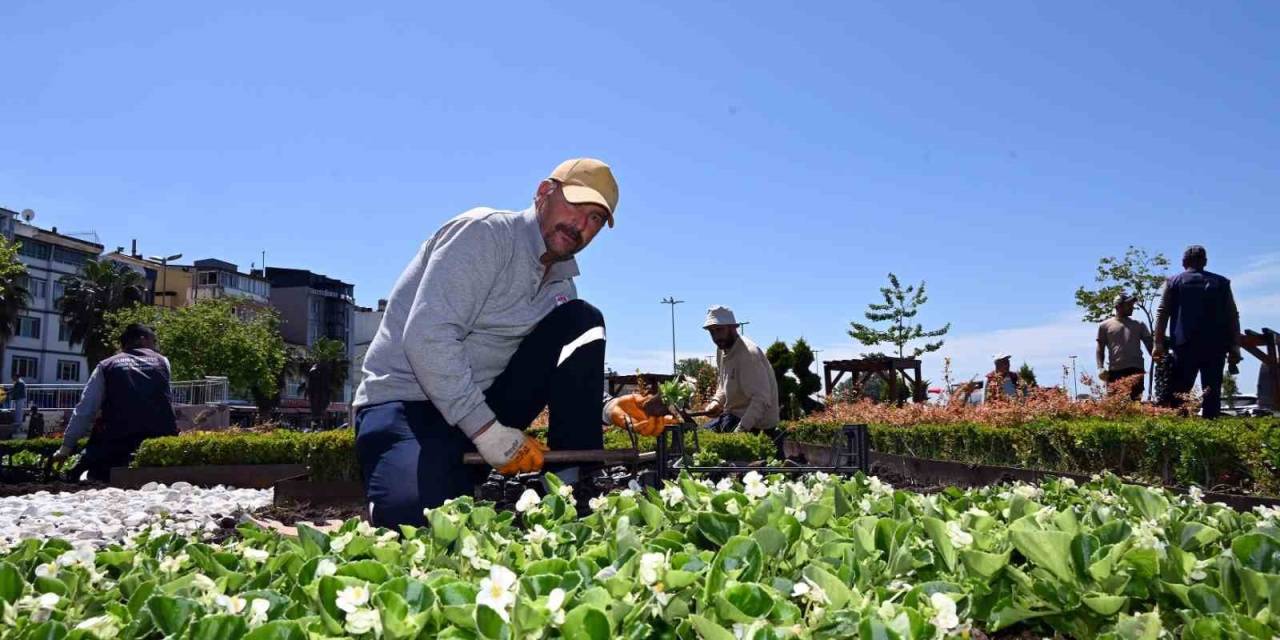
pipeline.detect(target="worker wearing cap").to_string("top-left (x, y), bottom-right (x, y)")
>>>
top-left (700, 306), bottom-right (782, 454)
top-left (1154, 245), bottom-right (1242, 418)
top-left (1096, 293), bottom-right (1153, 401)
top-left (353, 158), bottom-right (618, 526)
top-left (985, 354), bottom-right (1020, 402)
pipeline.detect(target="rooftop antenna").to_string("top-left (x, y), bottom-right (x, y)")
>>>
top-left (20, 209), bottom-right (34, 223)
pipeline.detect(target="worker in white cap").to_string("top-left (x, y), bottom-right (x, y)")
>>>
top-left (699, 306), bottom-right (782, 455)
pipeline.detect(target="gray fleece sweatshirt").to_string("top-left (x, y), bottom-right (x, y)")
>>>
top-left (352, 207), bottom-right (579, 437)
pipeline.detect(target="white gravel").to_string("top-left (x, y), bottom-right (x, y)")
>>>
top-left (0, 482), bottom-right (272, 549)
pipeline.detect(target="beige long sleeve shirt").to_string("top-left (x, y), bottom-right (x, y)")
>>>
top-left (710, 335), bottom-right (780, 432)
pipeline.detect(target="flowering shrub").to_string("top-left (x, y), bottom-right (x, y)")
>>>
top-left (2, 472), bottom-right (1278, 638)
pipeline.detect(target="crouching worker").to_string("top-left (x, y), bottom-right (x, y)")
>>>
top-left (53, 324), bottom-right (179, 482)
top-left (353, 158), bottom-right (619, 527)
top-left (699, 306), bottom-right (784, 458)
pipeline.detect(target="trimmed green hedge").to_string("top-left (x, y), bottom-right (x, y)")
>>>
top-left (787, 417), bottom-right (1280, 494)
top-left (132, 427), bottom-right (776, 481)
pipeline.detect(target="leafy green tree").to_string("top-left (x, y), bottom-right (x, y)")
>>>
top-left (1018, 362), bottom-right (1038, 388)
top-left (57, 259), bottom-right (147, 369)
top-left (1222, 369), bottom-right (1239, 400)
top-left (295, 338), bottom-right (351, 423)
top-left (766, 339), bottom-right (825, 419)
top-left (1074, 246), bottom-right (1169, 333)
top-left (790, 338), bottom-right (823, 414)
top-left (106, 298), bottom-right (287, 400)
top-left (0, 238), bottom-right (30, 372)
top-left (849, 273), bottom-right (950, 359)
top-left (675, 357), bottom-right (714, 380)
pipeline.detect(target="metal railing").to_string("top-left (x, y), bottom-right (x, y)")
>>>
top-left (2, 376), bottom-right (229, 410)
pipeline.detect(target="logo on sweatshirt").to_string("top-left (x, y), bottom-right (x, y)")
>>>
top-left (555, 294), bottom-right (569, 306)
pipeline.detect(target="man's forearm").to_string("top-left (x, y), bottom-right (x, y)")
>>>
top-left (62, 373), bottom-right (104, 449)
top-left (1096, 345), bottom-right (1106, 372)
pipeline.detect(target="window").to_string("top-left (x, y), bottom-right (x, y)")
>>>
top-left (15, 316), bottom-right (41, 339)
top-left (56, 360), bottom-right (80, 382)
top-left (25, 277), bottom-right (47, 300)
top-left (58, 320), bottom-right (71, 342)
top-left (17, 238), bottom-right (51, 261)
top-left (52, 281), bottom-right (65, 303)
top-left (10, 356), bottom-right (37, 379)
top-left (52, 246), bottom-right (90, 267)
top-left (198, 270), bottom-right (219, 286)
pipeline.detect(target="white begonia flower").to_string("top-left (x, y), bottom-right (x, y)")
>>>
top-left (242, 547), bottom-right (269, 564)
top-left (476, 565), bottom-right (519, 622)
top-left (716, 477), bottom-right (735, 492)
top-left (248, 598), bottom-right (271, 626)
top-left (546, 588), bottom-right (567, 625)
top-left (515, 489), bottom-right (542, 513)
top-left (876, 600), bottom-right (896, 620)
top-left (659, 485), bottom-right (685, 507)
top-left (1034, 506), bottom-right (1057, 527)
top-left (1187, 486), bottom-right (1204, 504)
top-left (524, 524), bottom-right (556, 546)
top-left (868, 476), bottom-right (893, 497)
top-left (619, 488), bottom-right (636, 499)
top-left (37, 592), bottom-right (60, 610)
top-left (558, 484), bottom-right (574, 498)
top-left (356, 521), bottom-right (376, 537)
top-left (407, 539), bottom-right (428, 563)
top-left (589, 496), bottom-right (608, 511)
top-left (1132, 519), bottom-right (1167, 554)
top-left (812, 471), bottom-right (832, 484)
top-left (330, 532), bottom-right (355, 553)
top-left (930, 593), bottom-right (960, 632)
top-left (344, 608), bottom-right (381, 636)
top-left (1190, 559), bottom-right (1211, 582)
top-left (726, 500), bottom-right (741, 516)
top-left (594, 565), bottom-right (619, 581)
top-left (216, 594), bottom-right (247, 615)
top-left (1012, 484), bottom-right (1042, 500)
top-left (888, 580), bottom-right (912, 592)
top-left (743, 472), bottom-right (769, 499)
top-left (946, 521), bottom-right (974, 548)
top-left (1058, 477), bottom-right (1076, 490)
top-left (315, 558), bottom-right (338, 578)
top-left (460, 535), bottom-right (492, 570)
top-left (638, 552), bottom-right (666, 585)
top-left (801, 578), bottom-right (829, 605)
top-left (35, 562), bottom-right (57, 579)
top-left (786, 506), bottom-right (808, 523)
top-left (378, 530), bottom-right (399, 543)
top-left (75, 614), bottom-right (122, 640)
top-left (335, 584), bottom-right (371, 614)
top-left (158, 553), bottom-right (186, 574)
top-left (791, 582), bottom-right (811, 599)
top-left (858, 498), bottom-right (873, 513)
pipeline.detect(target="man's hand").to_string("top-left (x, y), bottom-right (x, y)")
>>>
top-left (607, 394), bottom-right (675, 437)
top-left (704, 402), bottom-right (723, 418)
top-left (1098, 370), bottom-right (1111, 383)
top-left (1152, 343), bottom-right (1167, 362)
top-left (640, 393), bottom-right (668, 418)
top-left (472, 423), bottom-right (547, 475)
top-left (52, 445), bottom-right (73, 463)
top-left (1229, 348), bottom-right (1243, 365)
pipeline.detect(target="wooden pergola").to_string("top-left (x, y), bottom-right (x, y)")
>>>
top-left (606, 373), bottom-right (675, 397)
top-left (823, 357), bottom-right (926, 405)
top-left (1241, 328), bottom-right (1280, 408)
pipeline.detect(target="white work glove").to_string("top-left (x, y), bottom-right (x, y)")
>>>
top-left (471, 422), bottom-right (547, 475)
top-left (52, 445), bottom-right (74, 462)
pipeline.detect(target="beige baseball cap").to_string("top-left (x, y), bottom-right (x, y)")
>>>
top-left (549, 158), bottom-right (619, 227)
top-left (703, 305), bottom-right (740, 329)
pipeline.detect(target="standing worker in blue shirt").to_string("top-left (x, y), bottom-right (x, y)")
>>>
top-left (10, 373), bottom-right (26, 431)
top-left (1153, 245), bottom-right (1243, 418)
top-left (53, 324), bottom-right (179, 481)
top-left (353, 158), bottom-right (632, 527)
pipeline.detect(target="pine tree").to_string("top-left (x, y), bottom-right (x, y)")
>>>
top-left (849, 273), bottom-right (950, 359)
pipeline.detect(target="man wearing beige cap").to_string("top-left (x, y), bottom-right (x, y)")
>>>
top-left (700, 306), bottom-right (782, 456)
top-left (353, 158), bottom-right (618, 526)
top-left (1096, 292), bottom-right (1153, 401)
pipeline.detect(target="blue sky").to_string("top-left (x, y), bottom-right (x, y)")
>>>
top-left (2, 1), bottom-right (1277, 394)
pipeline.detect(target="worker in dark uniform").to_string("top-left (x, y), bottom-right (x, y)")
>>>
top-left (53, 324), bottom-right (179, 481)
top-left (1153, 245), bottom-right (1242, 418)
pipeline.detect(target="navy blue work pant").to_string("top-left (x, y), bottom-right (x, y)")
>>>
top-left (355, 300), bottom-right (606, 527)
top-left (1168, 347), bottom-right (1227, 419)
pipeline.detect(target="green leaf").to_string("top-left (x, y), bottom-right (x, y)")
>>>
top-left (1082, 594), bottom-right (1126, 616)
top-left (665, 569), bottom-right (698, 590)
top-left (1120, 485), bottom-right (1168, 521)
top-left (295, 524), bottom-right (329, 559)
top-left (429, 510), bottom-right (460, 545)
top-left (1106, 611), bottom-right (1162, 640)
top-left (1177, 523), bottom-right (1222, 552)
top-left (335, 560), bottom-right (391, 584)
top-left (637, 498), bottom-right (664, 530)
top-left (801, 564), bottom-right (852, 609)
top-left (1187, 584), bottom-right (1232, 615)
top-left (716, 583), bottom-right (775, 623)
top-left (696, 512), bottom-right (741, 547)
top-left (562, 605), bottom-right (611, 640)
top-left (715, 536), bottom-right (765, 583)
top-left (148, 595), bottom-right (198, 636)
top-left (752, 526), bottom-right (787, 557)
top-left (1009, 526), bottom-right (1076, 584)
top-left (920, 517), bottom-right (957, 572)
top-left (474, 604), bottom-right (510, 640)
top-left (243, 621), bottom-right (309, 640)
top-left (803, 503), bottom-right (834, 528)
top-left (127, 579), bottom-right (157, 616)
top-left (23, 621), bottom-right (69, 640)
top-left (190, 614), bottom-right (249, 640)
top-left (1232, 533), bottom-right (1280, 573)
top-left (1071, 533), bottom-right (1101, 580)
top-left (687, 614), bottom-right (736, 640)
top-left (960, 549), bottom-right (1009, 579)
top-left (0, 561), bottom-right (24, 604)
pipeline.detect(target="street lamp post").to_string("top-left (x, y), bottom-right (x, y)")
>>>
top-left (1069, 355), bottom-right (1079, 400)
top-left (660, 297), bottom-right (684, 374)
top-left (148, 254), bottom-right (183, 308)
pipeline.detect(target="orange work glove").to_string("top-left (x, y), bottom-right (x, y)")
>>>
top-left (606, 394), bottom-right (677, 437)
top-left (473, 422), bottom-right (548, 474)
top-left (496, 436), bottom-right (548, 475)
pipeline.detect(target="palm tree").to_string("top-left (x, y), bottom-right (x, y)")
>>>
top-left (57, 259), bottom-right (147, 369)
top-left (0, 238), bottom-right (31, 374)
top-left (296, 338), bottom-right (350, 428)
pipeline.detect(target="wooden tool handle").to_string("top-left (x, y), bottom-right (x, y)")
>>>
top-left (462, 449), bottom-right (643, 465)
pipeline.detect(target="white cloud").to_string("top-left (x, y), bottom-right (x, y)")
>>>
top-left (1231, 253), bottom-right (1280, 292)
